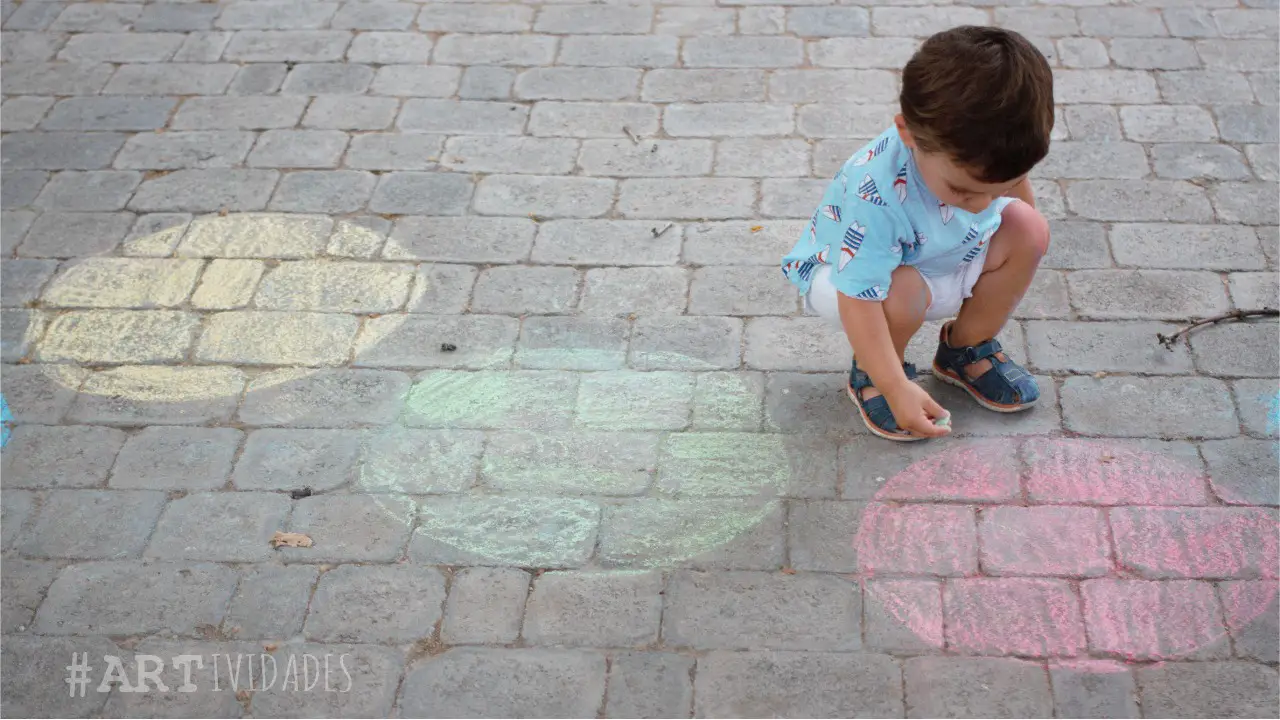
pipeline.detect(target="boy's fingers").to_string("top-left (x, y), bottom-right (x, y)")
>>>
top-left (905, 414), bottom-right (948, 438)
top-left (924, 397), bottom-right (948, 418)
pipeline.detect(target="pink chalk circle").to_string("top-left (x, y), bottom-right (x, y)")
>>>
top-left (854, 437), bottom-right (1279, 662)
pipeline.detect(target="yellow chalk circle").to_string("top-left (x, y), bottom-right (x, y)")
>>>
top-left (37, 213), bottom-right (407, 403)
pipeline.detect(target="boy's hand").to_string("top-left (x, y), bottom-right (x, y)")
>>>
top-left (883, 382), bottom-right (951, 438)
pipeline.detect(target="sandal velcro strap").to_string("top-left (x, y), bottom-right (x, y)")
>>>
top-left (851, 360), bottom-right (918, 391)
top-left (903, 361), bottom-right (919, 380)
top-left (962, 339), bottom-right (1003, 364)
top-left (850, 365), bottom-right (874, 392)
top-left (996, 361), bottom-right (1033, 388)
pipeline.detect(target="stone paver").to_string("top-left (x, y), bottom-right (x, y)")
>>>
top-left (304, 565), bottom-right (445, 643)
top-left (605, 652), bottom-right (695, 719)
top-left (1, 636), bottom-right (121, 717)
top-left (1201, 438), bottom-right (1280, 506)
top-left (33, 560), bottom-right (237, 636)
top-left (286, 493), bottom-right (414, 562)
top-left (1220, 580), bottom-right (1280, 664)
top-left (523, 571), bottom-right (663, 647)
top-left (978, 506), bottom-right (1111, 577)
top-left (1061, 376), bottom-right (1239, 438)
top-left (190, 258), bottom-right (264, 309)
top-left (696, 651), bottom-right (903, 718)
top-left (357, 426), bottom-right (483, 494)
top-left (663, 571), bottom-right (861, 651)
top-left (2, 424), bottom-right (126, 488)
top-left (145, 490), bottom-right (288, 562)
top-left (2, 1), bottom-right (1277, 717)
top-left (0, 558), bottom-right (58, 633)
top-left (441, 567), bottom-right (529, 645)
top-left (905, 657), bottom-right (1053, 719)
top-left (197, 311), bottom-right (360, 366)
top-left (222, 564), bottom-right (319, 640)
top-left (97, 638), bottom-right (266, 718)
top-left (254, 261), bottom-right (414, 313)
top-left (400, 649), bottom-right (606, 718)
top-left (1082, 579), bottom-right (1231, 661)
top-left (864, 579), bottom-right (944, 653)
top-left (1049, 660), bottom-right (1140, 719)
top-left (485, 430), bottom-right (656, 494)
top-left (1137, 663), bottom-right (1279, 719)
top-left (37, 309), bottom-right (199, 364)
top-left (16, 489), bottom-right (167, 560)
top-left (0, 364), bottom-right (81, 424)
top-left (41, 258), bottom-right (203, 308)
top-left (69, 365), bottom-right (245, 426)
top-left (1110, 507), bottom-right (1277, 580)
top-left (239, 368), bottom-right (409, 426)
top-left (232, 428), bottom-right (361, 491)
top-left (250, 643), bottom-right (405, 718)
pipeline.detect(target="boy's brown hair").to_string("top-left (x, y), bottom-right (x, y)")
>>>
top-left (900, 26), bottom-right (1054, 183)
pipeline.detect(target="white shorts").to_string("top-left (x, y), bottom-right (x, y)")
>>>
top-left (804, 250), bottom-right (988, 330)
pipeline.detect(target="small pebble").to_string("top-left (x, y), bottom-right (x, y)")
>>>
top-left (441, 343), bottom-right (457, 352)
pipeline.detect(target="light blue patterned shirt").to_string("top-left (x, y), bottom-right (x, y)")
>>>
top-left (782, 126), bottom-right (1015, 301)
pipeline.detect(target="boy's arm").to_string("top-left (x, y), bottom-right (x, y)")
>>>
top-left (1004, 177), bottom-right (1036, 209)
top-left (837, 293), bottom-right (909, 394)
top-left (837, 292), bottom-right (950, 438)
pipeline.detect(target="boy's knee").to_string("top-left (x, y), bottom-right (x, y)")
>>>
top-left (887, 265), bottom-right (930, 319)
top-left (1003, 201), bottom-right (1050, 259)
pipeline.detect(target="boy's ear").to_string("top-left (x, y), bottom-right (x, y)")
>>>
top-left (893, 114), bottom-right (915, 149)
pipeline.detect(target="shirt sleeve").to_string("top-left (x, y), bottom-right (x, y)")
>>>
top-left (816, 170), bottom-right (904, 302)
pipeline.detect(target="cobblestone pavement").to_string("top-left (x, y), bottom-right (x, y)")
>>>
top-left (2, 0), bottom-right (1279, 717)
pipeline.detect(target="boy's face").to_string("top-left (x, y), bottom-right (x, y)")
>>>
top-left (895, 115), bottom-right (1025, 214)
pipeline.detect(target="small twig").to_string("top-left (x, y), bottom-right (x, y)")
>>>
top-left (1156, 308), bottom-right (1279, 349)
top-left (623, 125), bottom-right (641, 145)
top-left (651, 222), bottom-right (673, 238)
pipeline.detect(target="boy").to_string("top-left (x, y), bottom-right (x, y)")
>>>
top-left (781, 26), bottom-right (1053, 441)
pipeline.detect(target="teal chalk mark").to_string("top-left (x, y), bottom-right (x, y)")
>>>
top-left (0, 393), bottom-right (11, 449)
top-left (1266, 393), bottom-right (1280, 436)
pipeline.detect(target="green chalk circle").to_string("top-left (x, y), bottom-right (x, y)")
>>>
top-left (356, 349), bottom-right (797, 570)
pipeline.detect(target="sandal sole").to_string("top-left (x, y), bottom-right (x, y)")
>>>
top-left (933, 364), bottom-right (1037, 414)
top-left (847, 385), bottom-right (926, 442)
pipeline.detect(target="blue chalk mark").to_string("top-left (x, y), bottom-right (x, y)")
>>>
top-left (0, 393), bottom-right (11, 449)
top-left (1266, 393), bottom-right (1280, 436)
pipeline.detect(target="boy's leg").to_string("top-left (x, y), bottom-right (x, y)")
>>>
top-left (947, 200), bottom-right (1050, 380)
top-left (856, 264), bottom-right (931, 402)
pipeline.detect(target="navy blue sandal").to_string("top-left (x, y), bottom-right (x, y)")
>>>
top-left (932, 321), bottom-right (1039, 412)
top-left (848, 359), bottom-right (925, 441)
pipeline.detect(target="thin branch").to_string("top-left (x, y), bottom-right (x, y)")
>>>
top-left (1156, 308), bottom-right (1279, 349)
